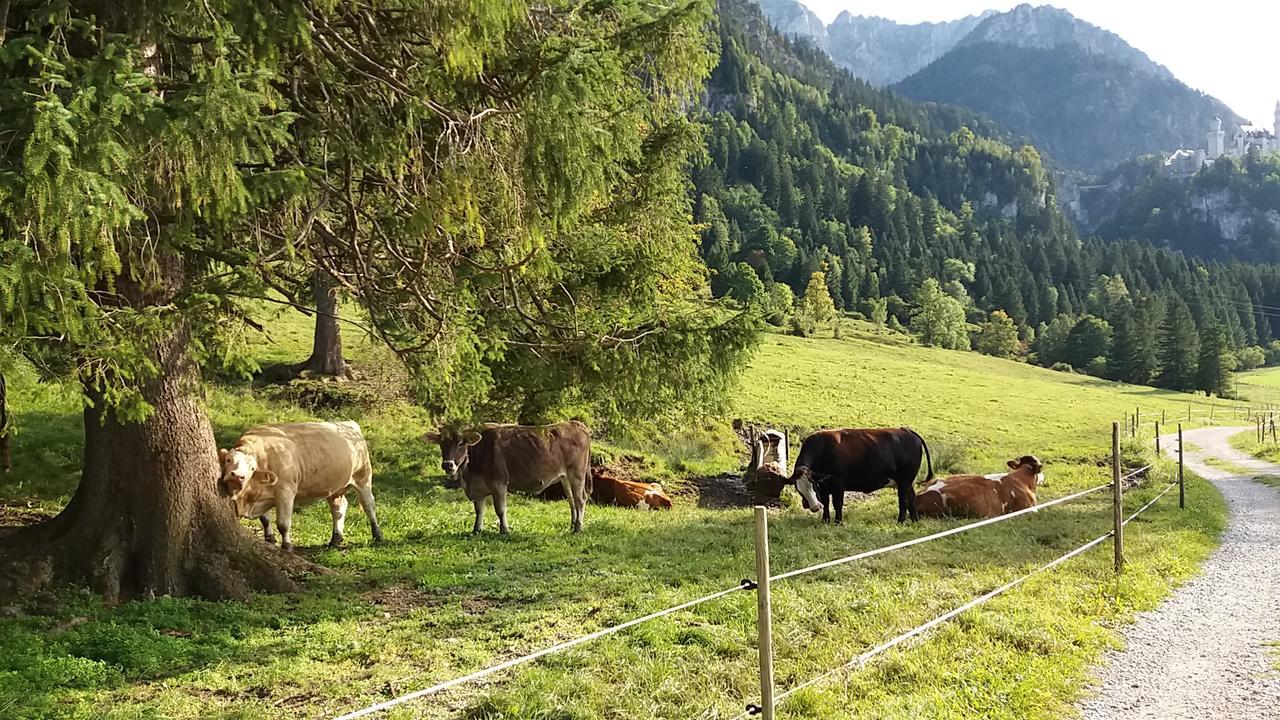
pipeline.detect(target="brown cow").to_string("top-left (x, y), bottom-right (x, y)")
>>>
top-left (915, 455), bottom-right (1045, 519)
top-left (425, 421), bottom-right (591, 534)
top-left (542, 469), bottom-right (673, 510)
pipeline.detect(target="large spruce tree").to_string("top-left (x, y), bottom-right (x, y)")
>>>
top-left (0, 0), bottom-right (750, 602)
top-left (1157, 296), bottom-right (1200, 391)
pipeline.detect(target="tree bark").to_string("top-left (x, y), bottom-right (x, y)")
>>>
top-left (0, 373), bottom-right (9, 473)
top-left (0, 256), bottom-right (312, 604)
top-left (298, 268), bottom-right (350, 378)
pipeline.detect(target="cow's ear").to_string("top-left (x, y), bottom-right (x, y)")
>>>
top-left (1007, 459), bottom-right (1020, 470)
top-left (218, 448), bottom-right (228, 463)
top-left (253, 470), bottom-right (279, 486)
top-left (422, 431), bottom-right (441, 444)
top-left (463, 431), bottom-right (483, 446)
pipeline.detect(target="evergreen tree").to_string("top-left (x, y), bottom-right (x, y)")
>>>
top-left (975, 310), bottom-right (1020, 358)
top-left (1157, 297), bottom-right (1200, 391)
top-left (1195, 324), bottom-right (1234, 397)
top-left (1109, 302), bottom-right (1159, 384)
top-left (792, 271), bottom-right (837, 337)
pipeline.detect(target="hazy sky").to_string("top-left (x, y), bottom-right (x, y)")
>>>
top-left (801, 1), bottom-right (1280, 127)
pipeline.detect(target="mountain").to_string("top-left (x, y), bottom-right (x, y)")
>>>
top-left (749, 1), bottom-right (1244, 174)
top-left (894, 5), bottom-right (1242, 172)
top-left (823, 11), bottom-right (994, 87)
top-left (1078, 153), bottom-right (1280, 262)
top-left (699, 0), bottom-right (1280, 352)
top-left (752, 0), bottom-right (828, 48)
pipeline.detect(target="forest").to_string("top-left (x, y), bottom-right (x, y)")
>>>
top-left (697, 0), bottom-right (1280, 396)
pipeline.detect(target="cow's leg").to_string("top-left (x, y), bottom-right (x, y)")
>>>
top-left (471, 497), bottom-right (486, 535)
top-left (569, 470), bottom-right (587, 533)
top-left (276, 495), bottom-right (296, 552)
top-left (259, 515), bottom-right (277, 544)
top-left (493, 485), bottom-right (510, 535)
top-left (354, 483), bottom-right (384, 543)
top-left (821, 490), bottom-right (832, 524)
top-left (327, 494), bottom-right (348, 548)
top-left (832, 489), bottom-right (845, 525)
top-left (896, 477), bottom-right (918, 523)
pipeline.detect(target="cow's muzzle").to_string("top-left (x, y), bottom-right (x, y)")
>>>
top-left (441, 461), bottom-right (457, 474)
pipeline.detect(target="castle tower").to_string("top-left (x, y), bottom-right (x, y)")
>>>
top-left (1207, 116), bottom-right (1226, 159)
top-left (1274, 100), bottom-right (1280, 141)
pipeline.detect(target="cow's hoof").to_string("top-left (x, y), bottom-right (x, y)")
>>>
top-left (327, 536), bottom-right (344, 548)
top-left (281, 542), bottom-right (294, 552)
top-left (263, 536), bottom-right (277, 545)
top-left (372, 532), bottom-right (385, 543)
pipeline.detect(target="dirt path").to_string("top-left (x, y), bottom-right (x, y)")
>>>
top-left (1078, 426), bottom-right (1280, 719)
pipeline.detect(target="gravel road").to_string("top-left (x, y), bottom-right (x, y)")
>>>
top-left (1078, 426), bottom-right (1280, 719)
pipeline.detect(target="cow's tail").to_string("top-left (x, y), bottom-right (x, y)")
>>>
top-left (907, 428), bottom-right (934, 484)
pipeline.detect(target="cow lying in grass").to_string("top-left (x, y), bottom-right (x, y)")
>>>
top-left (541, 469), bottom-right (673, 510)
top-left (915, 455), bottom-right (1044, 519)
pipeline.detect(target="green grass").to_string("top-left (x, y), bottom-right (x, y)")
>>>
top-left (1234, 365), bottom-right (1280, 407)
top-left (0, 316), bottom-right (1230, 719)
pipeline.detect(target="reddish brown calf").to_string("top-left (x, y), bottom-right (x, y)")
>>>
top-left (541, 469), bottom-right (673, 510)
top-left (915, 455), bottom-right (1044, 519)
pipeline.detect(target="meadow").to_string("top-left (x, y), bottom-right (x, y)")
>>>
top-left (0, 316), bottom-right (1232, 719)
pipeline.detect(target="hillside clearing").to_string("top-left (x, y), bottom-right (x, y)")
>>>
top-left (0, 317), bottom-right (1229, 719)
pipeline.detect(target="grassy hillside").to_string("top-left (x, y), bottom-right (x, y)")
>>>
top-left (1236, 366), bottom-right (1280, 407)
top-left (0, 313), bottom-right (1229, 719)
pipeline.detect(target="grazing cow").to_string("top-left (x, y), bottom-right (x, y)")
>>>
top-left (788, 428), bottom-right (933, 524)
top-left (915, 455), bottom-right (1044, 519)
top-left (542, 469), bottom-right (673, 510)
top-left (220, 421), bottom-right (383, 551)
top-left (425, 421), bottom-right (591, 534)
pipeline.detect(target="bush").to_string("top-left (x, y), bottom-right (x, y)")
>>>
top-left (1085, 356), bottom-right (1109, 378)
top-left (923, 436), bottom-right (971, 476)
top-left (1050, 362), bottom-right (1074, 374)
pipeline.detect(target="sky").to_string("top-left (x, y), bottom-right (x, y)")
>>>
top-left (801, 0), bottom-right (1280, 127)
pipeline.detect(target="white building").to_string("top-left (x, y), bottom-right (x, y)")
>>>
top-left (1166, 101), bottom-right (1280, 176)
top-left (1206, 101), bottom-right (1280, 160)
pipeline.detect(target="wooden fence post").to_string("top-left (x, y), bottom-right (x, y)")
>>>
top-left (1162, 409), bottom-right (1166, 424)
top-left (1178, 424), bottom-right (1185, 509)
top-left (1155, 421), bottom-right (1161, 455)
top-left (1112, 422), bottom-right (1123, 573)
top-left (1135, 407), bottom-right (1141, 432)
top-left (752, 506), bottom-right (775, 720)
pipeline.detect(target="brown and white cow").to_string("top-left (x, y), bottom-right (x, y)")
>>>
top-left (220, 421), bottom-right (384, 551)
top-left (915, 455), bottom-right (1045, 519)
top-left (425, 421), bottom-right (591, 534)
top-left (541, 469), bottom-right (673, 510)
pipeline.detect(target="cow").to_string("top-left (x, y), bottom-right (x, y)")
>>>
top-left (915, 455), bottom-right (1045, 519)
top-left (425, 421), bottom-right (591, 534)
top-left (541, 469), bottom-right (673, 510)
top-left (219, 421), bottom-right (383, 551)
top-left (788, 428), bottom-right (933, 524)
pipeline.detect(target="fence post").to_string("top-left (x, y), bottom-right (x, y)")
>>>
top-left (1188, 403), bottom-right (1192, 422)
top-left (1162, 409), bottom-right (1166, 424)
top-left (1135, 407), bottom-right (1141, 432)
top-left (1178, 424), bottom-right (1185, 509)
top-left (752, 506), bottom-right (775, 720)
top-left (1112, 422), bottom-right (1123, 573)
top-left (1155, 421), bottom-right (1161, 455)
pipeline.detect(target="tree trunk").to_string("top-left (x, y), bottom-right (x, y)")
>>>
top-left (0, 256), bottom-right (311, 604)
top-left (299, 268), bottom-right (349, 378)
top-left (0, 373), bottom-right (9, 473)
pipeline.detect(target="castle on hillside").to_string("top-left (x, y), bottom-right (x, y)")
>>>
top-left (1164, 101), bottom-right (1280, 177)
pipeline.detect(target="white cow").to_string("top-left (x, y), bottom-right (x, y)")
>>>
top-left (219, 421), bottom-right (383, 551)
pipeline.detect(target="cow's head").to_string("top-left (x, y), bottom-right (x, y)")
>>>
top-left (233, 470), bottom-right (280, 519)
top-left (792, 466), bottom-right (822, 513)
top-left (219, 447), bottom-right (258, 495)
top-left (423, 428), bottom-right (483, 486)
top-left (1007, 455), bottom-right (1045, 485)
